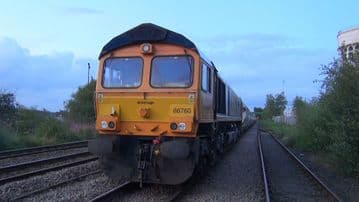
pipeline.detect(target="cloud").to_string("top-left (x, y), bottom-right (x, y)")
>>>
top-left (0, 37), bottom-right (98, 112)
top-left (0, 33), bottom-right (336, 112)
top-left (59, 6), bottom-right (103, 15)
top-left (197, 33), bottom-right (336, 109)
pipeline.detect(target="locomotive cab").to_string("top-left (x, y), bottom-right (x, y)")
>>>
top-left (94, 45), bottom-right (200, 138)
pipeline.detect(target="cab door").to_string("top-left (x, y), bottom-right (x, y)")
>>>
top-left (199, 60), bottom-right (214, 122)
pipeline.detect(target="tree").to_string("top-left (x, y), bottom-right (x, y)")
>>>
top-left (254, 107), bottom-right (263, 119)
top-left (65, 80), bottom-right (96, 123)
top-left (0, 92), bottom-right (17, 125)
top-left (254, 107), bottom-right (263, 113)
top-left (263, 94), bottom-right (275, 118)
top-left (292, 96), bottom-right (305, 113)
top-left (275, 92), bottom-right (287, 115)
top-left (292, 96), bottom-right (308, 119)
top-left (316, 53), bottom-right (359, 175)
top-left (263, 92), bottom-right (287, 119)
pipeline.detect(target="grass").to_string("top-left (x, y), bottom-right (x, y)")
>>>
top-left (260, 119), bottom-right (325, 151)
top-left (260, 119), bottom-right (339, 175)
top-left (0, 118), bottom-right (96, 151)
top-left (0, 125), bottom-right (19, 150)
top-left (260, 119), bottom-right (300, 148)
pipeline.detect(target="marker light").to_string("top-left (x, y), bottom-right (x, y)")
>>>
top-left (178, 123), bottom-right (186, 131)
top-left (170, 123), bottom-right (178, 130)
top-left (108, 121), bottom-right (115, 129)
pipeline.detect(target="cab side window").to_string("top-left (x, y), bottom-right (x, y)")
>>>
top-left (201, 63), bottom-right (212, 93)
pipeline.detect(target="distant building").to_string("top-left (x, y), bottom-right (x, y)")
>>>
top-left (337, 27), bottom-right (359, 58)
top-left (272, 110), bottom-right (296, 125)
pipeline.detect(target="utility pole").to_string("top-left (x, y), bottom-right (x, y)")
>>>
top-left (87, 63), bottom-right (91, 85)
top-left (282, 80), bottom-right (285, 95)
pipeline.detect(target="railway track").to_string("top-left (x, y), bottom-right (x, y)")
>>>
top-left (0, 140), bottom-right (88, 160)
top-left (0, 151), bottom-right (90, 172)
top-left (88, 181), bottom-right (132, 202)
top-left (12, 169), bottom-right (102, 201)
top-left (167, 176), bottom-right (199, 202)
top-left (258, 129), bottom-right (341, 201)
top-left (0, 151), bottom-right (98, 185)
top-left (257, 128), bottom-right (270, 202)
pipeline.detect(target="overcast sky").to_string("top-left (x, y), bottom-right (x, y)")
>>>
top-left (0, 0), bottom-right (358, 111)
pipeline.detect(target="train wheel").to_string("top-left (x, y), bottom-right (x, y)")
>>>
top-left (216, 134), bottom-right (225, 154)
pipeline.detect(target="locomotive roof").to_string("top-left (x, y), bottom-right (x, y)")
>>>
top-left (99, 23), bottom-right (198, 59)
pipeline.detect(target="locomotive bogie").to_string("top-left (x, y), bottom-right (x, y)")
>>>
top-left (90, 135), bottom-right (199, 185)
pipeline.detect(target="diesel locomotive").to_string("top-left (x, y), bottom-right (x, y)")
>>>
top-left (89, 23), bottom-right (255, 186)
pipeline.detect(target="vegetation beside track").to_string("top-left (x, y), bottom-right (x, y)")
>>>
top-left (261, 53), bottom-right (359, 177)
top-left (0, 81), bottom-right (97, 151)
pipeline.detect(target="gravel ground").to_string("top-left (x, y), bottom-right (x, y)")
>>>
top-left (109, 183), bottom-right (178, 201)
top-left (0, 147), bottom-right (88, 167)
top-left (0, 160), bottom-right (99, 201)
top-left (24, 172), bottom-right (118, 201)
top-left (0, 153), bottom-right (93, 180)
top-left (288, 145), bottom-right (359, 201)
top-left (179, 124), bottom-right (264, 201)
top-left (260, 132), bottom-right (334, 201)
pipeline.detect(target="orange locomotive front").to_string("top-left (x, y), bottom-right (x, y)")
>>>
top-left (89, 23), bottom-right (244, 185)
top-left (95, 43), bottom-right (200, 138)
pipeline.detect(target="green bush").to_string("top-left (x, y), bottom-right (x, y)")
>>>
top-left (0, 110), bottom-right (97, 151)
top-left (315, 55), bottom-right (359, 175)
top-left (0, 83), bottom-right (98, 151)
top-left (260, 119), bottom-right (298, 146)
top-left (15, 108), bottom-right (49, 136)
top-left (33, 118), bottom-right (97, 144)
top-left (0, 125), bottom-right (17, 150)
top-left (291, 99), bottom-right (327, 151)
top-left (65, 80), bottom-right (96, 123)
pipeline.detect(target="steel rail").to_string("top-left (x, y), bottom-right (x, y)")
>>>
top-left (0, 156), bottom-right (98, 185)
top-left (0, 151), bottom-right (91, 173)
top-left (169, 188), bottom-right (184, 202)
top-left (257, 129), bottom-right (271, 202)
top-left (88, 181), bottom-right (132, 202)
top-left (0, 140), bottom-right (88, 160)
top-left (12, 169), bottom-right (102, 201)
top-left (169, 175), bottom-right (199, 202)
top-left (265, 130), bottom-right (341, 202)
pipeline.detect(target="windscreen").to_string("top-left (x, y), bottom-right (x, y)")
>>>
top-left (151, 56), bottom-right (193, 88)
top-left (102, 57), bottom-right (143, 88)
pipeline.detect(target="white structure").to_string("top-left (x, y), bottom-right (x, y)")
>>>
top-left (337, 27), bottom-right (359, 58)
top-left (272, 110), bottom-right (296, 125)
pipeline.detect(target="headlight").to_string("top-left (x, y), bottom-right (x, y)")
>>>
top-left (101, 121), bottom-right (108, 129)
top-left (141, 43), bottom-right (152, 54)
top-left (143, 44), bottom-right (150, 52)
top-left (178, 123), bottom-right (186, 131)
top-left (97, 93), bottom-right (104, 103)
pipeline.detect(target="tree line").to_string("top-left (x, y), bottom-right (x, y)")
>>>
top-left (0, 80), bottom-right (97, 150)
top-left (260, 53), bottom-right (359, 176)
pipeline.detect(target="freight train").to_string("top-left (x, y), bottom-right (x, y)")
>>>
top-left (89, 23), bottom-right (255, 186)
top-left (241, 104), bottom-right (256, 131)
